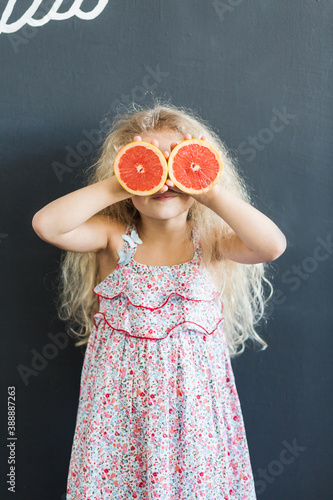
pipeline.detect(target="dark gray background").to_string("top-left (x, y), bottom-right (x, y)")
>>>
top-left (1, 1), bottom-right (332, 499)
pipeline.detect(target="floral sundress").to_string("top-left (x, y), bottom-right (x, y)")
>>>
top-left (66, 220), bottom-right (257, 499)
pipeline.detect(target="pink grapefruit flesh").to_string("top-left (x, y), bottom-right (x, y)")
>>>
top-left (114, 141), bottom-right (168, 196)
top-left (168, 139), bottom-right (223, 194)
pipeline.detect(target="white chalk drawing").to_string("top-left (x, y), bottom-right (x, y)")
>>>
top-left (0, 0), bottom-right (109, 34)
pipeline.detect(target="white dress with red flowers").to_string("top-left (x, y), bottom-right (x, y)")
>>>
top-left (66, 221), bottom-right (257, 499)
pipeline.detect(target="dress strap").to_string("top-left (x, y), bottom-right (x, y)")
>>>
top-left (191, 226), bottom-right (201, 265)
top-left (116, 222), bottom-right (142, 265)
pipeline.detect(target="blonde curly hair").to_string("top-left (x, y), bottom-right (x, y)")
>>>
top-left (55, 98), bottom-right (273, 358)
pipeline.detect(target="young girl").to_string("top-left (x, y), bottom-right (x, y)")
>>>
top-left (32, 101), bottom-right (286, 500)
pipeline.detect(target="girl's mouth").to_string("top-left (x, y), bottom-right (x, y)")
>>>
top-left (152, 194), bottom-right (177, 200)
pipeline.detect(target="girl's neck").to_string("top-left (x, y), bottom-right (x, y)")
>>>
top-left (136, 216), bottom-right (192, 247)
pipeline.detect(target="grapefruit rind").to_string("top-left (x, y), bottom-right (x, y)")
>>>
top-left (168, 139), bottom-right (224, 194)
top-left (114, 141), bottom-right (168, 196)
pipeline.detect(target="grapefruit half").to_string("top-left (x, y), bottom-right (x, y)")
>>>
top-left (114, 141), bottom-right (168, 196)
top-left (168, 139), bottom-right (223, 194)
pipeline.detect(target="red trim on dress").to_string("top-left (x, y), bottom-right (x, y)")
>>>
top-left (92, 311), bottom-right (225, 341)
top-left (92, 288), bottom-right (222, 311)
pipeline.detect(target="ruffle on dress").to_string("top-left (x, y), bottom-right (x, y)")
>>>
top-left (92, 295), bottom-right (224, 341)
top-left (93, 265), bottom-right (221, 306)
top-left (92, 223), bottom-right (225, 340)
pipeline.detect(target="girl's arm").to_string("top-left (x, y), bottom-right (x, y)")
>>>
top-left (196, 185), bottom-right (287, 264)
top-left (32, 176), bottom-right (131, 253)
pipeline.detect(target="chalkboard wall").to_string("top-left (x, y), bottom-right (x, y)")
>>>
top-left (1, 1), bottom-right (332, 499)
